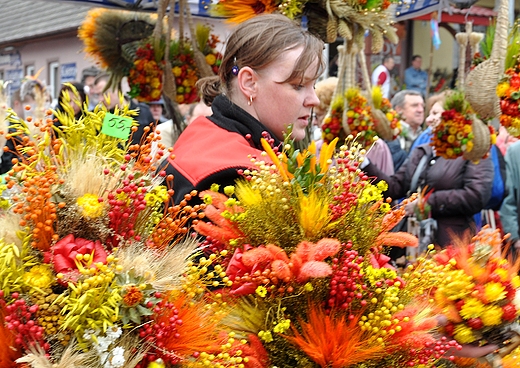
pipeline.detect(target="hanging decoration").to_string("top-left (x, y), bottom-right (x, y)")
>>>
top-left (78, 6), bottom-right (222, 104)
top-left (464, 0), bottom-right (509, 120)
top-left (210, 0), bottom-right (398, 51)
top-left (497, 19), bottom-right (520, 137)
top-left (431, 90), bottom-right (495, 161)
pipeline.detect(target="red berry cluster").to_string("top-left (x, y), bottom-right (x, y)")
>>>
top-left (404, 337), bottom-right (461, 366)
top-left (137, 297), bottom-right (184, 366)
top-left (327, 242), bottom-right (367, 312)
top-left (321, 112), bottom-right (343, 144)
top-left (106, 164), bottom-right (148, 247)
top-left (200, 235), bottom-right (228, 257)
top-left (2, 291), bottom-right (50, 352)
top-left (329, 159), bottom-right (363, 221)
top-left (128, 42), bottom-right (164, 102)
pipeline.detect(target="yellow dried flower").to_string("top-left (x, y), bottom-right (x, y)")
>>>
top-left (258, 330), bottom-right (273, 343)
top-left (224, 186), bottom-right (235, 196)
top-left (459, 297), bottom-right (485, 320)
top-left (23, 265), bottom-right (54, 289)
top-left (480, 305), bottom-right (503, 326)
top-left (484, 282), bottom-right (507, 303)
top-left (273, 319), bottom-right (291, 334)
top-left (496, 82), bottom-right (510, 98)
top-left (76, 193), bottom-right (104, 218)
top-left (454, 324), bottom-right (476, 344)
top-left (144, 186), bottom-right (169, 206)
top-left (255, 285), bottom-right (267, 298)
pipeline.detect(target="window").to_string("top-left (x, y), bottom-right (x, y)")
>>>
top-left (48, 61), bottom-right (59, 101)
top-left (25, 65), bottom-right (35, 77)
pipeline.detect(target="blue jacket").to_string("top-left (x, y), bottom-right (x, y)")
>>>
top-left (404, 67), bottom-right (428, 97)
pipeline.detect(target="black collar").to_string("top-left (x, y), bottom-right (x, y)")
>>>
top-left (209, 95), bottom-right (282, 150)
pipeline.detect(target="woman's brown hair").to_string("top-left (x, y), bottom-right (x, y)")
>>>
top-left (197, 14), bottom-right (325, 105)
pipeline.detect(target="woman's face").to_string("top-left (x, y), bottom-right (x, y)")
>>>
top-left (251, 47), bottom-right (320, 141)
top-left (67, 90), bottom-right (83, 116)
top-left (425, 102), bottom-right (444, 128)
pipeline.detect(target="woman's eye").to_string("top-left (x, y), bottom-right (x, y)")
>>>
top-left (292, 84), bottom-right (304, 91)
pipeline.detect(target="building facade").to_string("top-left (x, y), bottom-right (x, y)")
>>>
top-left (0, 0), bottom-right (230, 104)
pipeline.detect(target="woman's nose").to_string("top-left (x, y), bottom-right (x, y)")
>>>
top-left (306, 89), bottom-right (321, 107)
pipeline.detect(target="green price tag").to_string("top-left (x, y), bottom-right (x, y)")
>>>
top-left (101, 113), bottom-right (133, 140)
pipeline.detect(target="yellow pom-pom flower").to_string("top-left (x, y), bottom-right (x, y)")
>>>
top-left (23, 265), bottom-right (54, 289)
top-left (454, 324), bottom-right (476, 344)
top-left (484, 282), bottom-right (507, 303)
top-left (77, 193), bottom-right (104, 218)
top-left (480, 305), bottom-right (503, 326)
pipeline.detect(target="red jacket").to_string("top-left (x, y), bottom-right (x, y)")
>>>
top-left (166, 116), bottom-right (265, 203)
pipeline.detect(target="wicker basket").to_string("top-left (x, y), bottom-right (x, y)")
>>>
top-left (462, 116), bottom-right (491, 162)
top-left (371, 109), bottom-right (393, 141)
top-left (464, 0), bottom-right (509, 119)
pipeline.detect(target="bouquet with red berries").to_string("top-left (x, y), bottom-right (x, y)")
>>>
top-left (343, 87), bottom-right (377, 147)
top-left (0, 86), bottom-right (231, 368)
top-left (497, 66), bottom-right (520, 137)
top-left (431, 90), bottom-right (494, 161)
top-left (170, 25), bottom-right (222, 104)
top-left (496, 19), bottom-right (520, 137)
top-left (128, 40), bottom-right (165, 103)
top-left (321, 94), bottom-right (345, 143)
top-left (184, 137), bottom-right (486, 368)
top-left (432, 228), bottom-right (520, 350)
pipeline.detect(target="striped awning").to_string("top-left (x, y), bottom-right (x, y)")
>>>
top-left (394, 0), bottom-right (451, 21)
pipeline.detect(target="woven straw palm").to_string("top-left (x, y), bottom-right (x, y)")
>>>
top-left (463, 116), bottom-right (491, 162)
top-left (324, 0), bottom-right (398, 53)
top-left (464, 0), bottom-right (509, 119)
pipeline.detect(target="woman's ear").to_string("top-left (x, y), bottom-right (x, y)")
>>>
top-left (236, 66), bottom-right (258, 98)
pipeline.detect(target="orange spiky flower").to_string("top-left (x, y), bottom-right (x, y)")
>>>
top-left (77, 9), bottom-right (108, 67)
top-left (284, 303), bottom-right (385, 367)
top-left (193, 190), bottom-right (245, 244)
top-left (386, 304), bottom-right (438, 349)
top-left (375, 231), bottom-right (418, 248)
top-left (152, 293), bottom-right (224, 360)
top-left (211, 0), bottom-right (278, 24)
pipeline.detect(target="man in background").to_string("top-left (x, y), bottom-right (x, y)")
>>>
top-left (148, 99), bottom-right (168, 124)
top-left (81, 66), bottom-right (101, 110)
top-left (371, 55), bottom-right (395, 99)
top-left (404, 55), bottom-right (428, 98)
top-left (384, 90), bottom-right (425, 171)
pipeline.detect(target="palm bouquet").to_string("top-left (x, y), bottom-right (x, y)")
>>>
top-left (187, 135), bottom-right (476, 367)
top-left (0, 86), bottom-right (234, 368)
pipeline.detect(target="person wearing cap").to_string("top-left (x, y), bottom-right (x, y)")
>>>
top-left (148, 99), bottom-right (168, 124)
top-left (81, 66), bottom-right (101, 110)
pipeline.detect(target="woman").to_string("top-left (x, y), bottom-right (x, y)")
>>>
top-left (363, 93), bottom-right (494, 248)
top-left (163, 14), bottom-right (324, 204)
top-left (55, 82), bottom-right (87, 120)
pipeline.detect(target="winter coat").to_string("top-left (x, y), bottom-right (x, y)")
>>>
top-left (164, 95), bottom-right (280, 205)
top-left (364, 144), bottom-right (494, 247)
